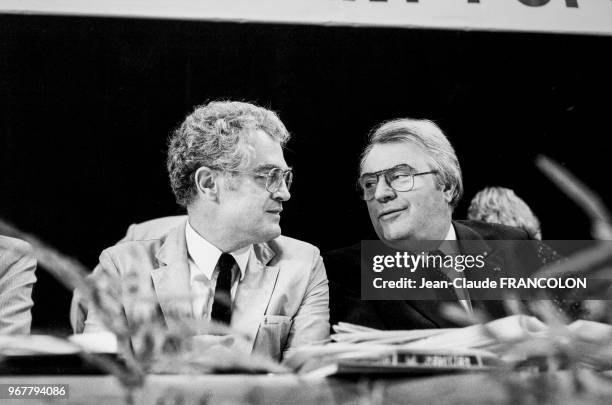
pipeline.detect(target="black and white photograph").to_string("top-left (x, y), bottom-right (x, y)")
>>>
top-left (1, 1), bottom-right (612, 403)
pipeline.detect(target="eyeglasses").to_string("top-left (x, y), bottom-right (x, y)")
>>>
top-left (358, 164), bottom-right (438, 201)
top-left (226, 167), bottom-right (293, 193)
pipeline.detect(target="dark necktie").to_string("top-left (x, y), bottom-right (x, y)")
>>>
top-left (427, 250), bottom-right (458, 300)
top-left (211, 253), bottom-right (235, 324)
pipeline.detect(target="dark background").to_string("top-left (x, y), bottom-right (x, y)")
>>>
top-left (1, 15), bottom-right (610, 332)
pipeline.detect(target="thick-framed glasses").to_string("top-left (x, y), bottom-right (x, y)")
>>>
top-left (227, 167), bottom-right (293, 193)
top-left (358, 164), bottom-right (438, 201)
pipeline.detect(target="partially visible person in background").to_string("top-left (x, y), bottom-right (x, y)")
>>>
top-left (0, 236), bottom-right (37, 334)
top-left (467, 186), bottom-right (542, 240)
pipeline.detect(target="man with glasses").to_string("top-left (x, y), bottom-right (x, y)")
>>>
top-left (81, 101), bottom-right (329, 361)
top-left (325, 118), bottom-right (568, 330)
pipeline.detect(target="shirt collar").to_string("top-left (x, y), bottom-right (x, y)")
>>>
top-left (437, 222), bottom-right (458, 256)
top-left (185, 221), bottom-right (250, 281)
top-left (444, 223), bottom-right (457, 241)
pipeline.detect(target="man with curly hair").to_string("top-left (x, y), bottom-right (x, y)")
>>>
top-left (83, 101), bottom-right (329, 361)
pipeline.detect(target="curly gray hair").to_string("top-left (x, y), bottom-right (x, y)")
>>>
top-left (167, 100), bottom-right (290, 207)
top-left (360, 118), bottom-right (464, 208)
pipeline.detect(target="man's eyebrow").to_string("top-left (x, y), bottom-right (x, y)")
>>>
top-left (360, 163), bottom-right (416, 177)
top-left (253, 164), bottom-right (291, 172)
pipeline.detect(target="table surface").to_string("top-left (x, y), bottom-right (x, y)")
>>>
top-left (2, 370), bottom-right (612, 405)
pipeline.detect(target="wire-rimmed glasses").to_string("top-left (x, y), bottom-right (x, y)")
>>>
top-left (226, 167), bottom-right (293, 193)
top-left (358, 164), bottom-right (438, 201)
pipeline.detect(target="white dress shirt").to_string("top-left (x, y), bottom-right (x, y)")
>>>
top-left (185, 221), bottom-right (251, 319)
top-left (439, 224), bottom-right (474, 315)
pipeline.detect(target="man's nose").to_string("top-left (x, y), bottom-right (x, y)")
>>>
top-left (272, 178), bottom-right (291, 202)
top-left (373, 176), bottom-right (396, 202)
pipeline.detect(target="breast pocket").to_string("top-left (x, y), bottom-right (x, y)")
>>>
top-left (255, 315), bottom-right (293, 361)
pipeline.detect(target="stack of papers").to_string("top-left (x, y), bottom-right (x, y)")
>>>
top-left (332, 322), bottom-right (455, 345)
top-left (0, 333), bottom-right (118, 375)
top-left (0, 332), bottom-right (117, 356)
top-left (285, 315), bottom-right (612, 377)
top-left (0, 335), bottom-right (80, 356)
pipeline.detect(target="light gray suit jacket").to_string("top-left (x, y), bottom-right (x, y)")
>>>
top-left (0, 236), bottom-right (37, 334)
top-left (82, 218), bottom-right (330, 361)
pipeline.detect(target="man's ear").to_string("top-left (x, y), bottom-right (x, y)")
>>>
top-left (194, 166), bottom-right (218, 200)
top-left (442, 184), bottom-right (454, 204)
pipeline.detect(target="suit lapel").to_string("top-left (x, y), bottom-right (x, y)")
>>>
top-left (151, 220), bottom-right (193, 332)
top-left (453, 221), bottom-right (508, 319)
top-left (454, 220), bottom-right (499, 281)
top-left (231, 242), bottom-right (279, 353)
top-left (395, 222), bottom-right (488, 328)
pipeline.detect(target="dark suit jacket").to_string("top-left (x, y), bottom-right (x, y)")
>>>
top-left (325, 220), bottom-right (569, 330)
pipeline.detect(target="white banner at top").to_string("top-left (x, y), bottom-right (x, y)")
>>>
top-left (1, 0), bottom-right (612, 36)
